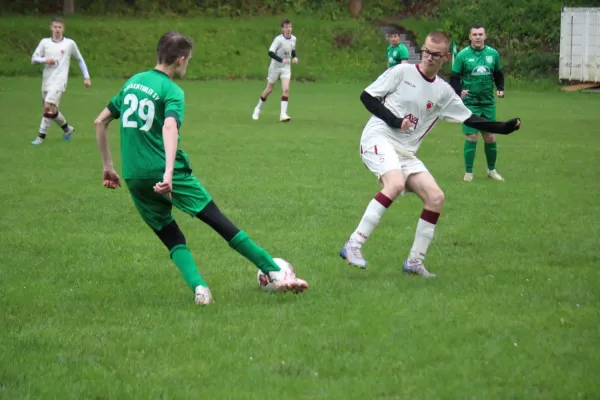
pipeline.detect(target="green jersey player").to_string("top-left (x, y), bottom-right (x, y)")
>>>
top-left (387, 30), bottom-right (409, 68)
top-left (450, 24), bottom-right (505, 182)
top-left (93, 31), bottom-right (308, 305)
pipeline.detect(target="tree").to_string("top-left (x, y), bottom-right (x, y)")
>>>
top-left (349, 0), bottom-right (362, 17)
top-left (64, 0), bottom-right (74, 14)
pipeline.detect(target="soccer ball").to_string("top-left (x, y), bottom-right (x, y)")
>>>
top-left (257, 258), bottom-right (295, 292)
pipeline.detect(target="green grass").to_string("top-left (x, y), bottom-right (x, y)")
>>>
top-left (0, 16), bottom-right (386, 82)
top-left (1, 76), bottom-right (600, 399)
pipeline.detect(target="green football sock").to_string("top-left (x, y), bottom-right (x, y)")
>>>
top-left (484, 141), bottom-right (498, 170)
top-left (464, 140), bottom-right (477, 173)
top-left (228, 231), bottom-right (280, 274)
top-left (170, 244), bottom-right (207, 290)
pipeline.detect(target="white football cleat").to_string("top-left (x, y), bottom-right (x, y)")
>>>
top-left (268, 269), bottom-right (308, 294)
top-left (403, 259), bottom-right (436, 278)
top-left (280, 114), bottom-right (291, 122)
top-left (339, 240), bottom-right (368, 269)
top-left (31, 136), bottom-right (44, 145)
top-left (63, 125), bottom-right (74, 141)
top-left (194, 285), bottom-right (213, 305)
top-left (487, 169), bottom-right (504, 181)
top-left (252, 108), bottom-right (260, 120)
top-left (463, 172), bottom-right (473, 182)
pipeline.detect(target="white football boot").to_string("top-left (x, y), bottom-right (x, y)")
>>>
top-left (280, 114), bottom-right (291, 122)
top-left (31, 136), bottom-right (44, 145)
top-left (268, 269), bottom-right (308, 294)
top-left (463, 172), bottom-right (473, 182)
top-left (487, 169), bottom-right (504, 181)
top-left (403, 258), bottom-right (436, 278)
top-left (252, 108), bottom-right (260, 120)
top-left (339, 240), bottom-right (368, 269)
top-left (195, 285), bottom-right (214, 305)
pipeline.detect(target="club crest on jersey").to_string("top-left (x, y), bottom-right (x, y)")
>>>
top-left (426, 101), bottom-right (433, 110)
top-left (486, 56), bottom-right (493, 63)
top-left (61, 50), bottom-right (65, 54)
top-left (405, 113), bottom-right (419, 128)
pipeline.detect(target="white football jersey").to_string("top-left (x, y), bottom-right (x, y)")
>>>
top-left (268, 34), bottom-right (296, 69)
top-left (362, 64), bottom-right (472, 154)
top-left (31, 37), bottom-right (90, 91)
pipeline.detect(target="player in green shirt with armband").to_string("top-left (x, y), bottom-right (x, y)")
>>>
top-left (387, 29), bottom-right (409, 68)
top-left (451, 24), bottom-right (505, 182)
top-left (93, 31), bottom-right (308, 306)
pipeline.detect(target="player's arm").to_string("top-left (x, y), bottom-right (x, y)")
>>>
top-left (162, 86), bottom-right (185, 183)
top-left (493, 51), bottom-right (504, 91)
top-left (71, 41), bottom-right (91, 80)
top-left (449, 53), bottom-right (463, 95)
top-left (94, 107), bottom-right (116, 171)
top-left (268, 37), bottom-right (283, 62)
top-left (360, 67), bottom-right (405, 129)
top-left (31, 40), bottom-right (47, 64)
top-left (439, 88), bottom-right (520, 134)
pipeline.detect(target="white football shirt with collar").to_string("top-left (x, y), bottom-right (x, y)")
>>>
top-left (268, 34), bottom-right (296, 71)
top-left (360, 63), bottom-right (472, 155)
top-left (31, 37), bottom-right (90, 92)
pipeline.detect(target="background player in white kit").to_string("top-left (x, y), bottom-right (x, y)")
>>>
top-left (252, 19), bottom-right (298, 122)
top-left (30, 16), bottom-right (91, 145)
top-left (339, 31), bottom-right (521, 277)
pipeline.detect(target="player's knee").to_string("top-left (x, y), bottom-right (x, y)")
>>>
top-left (466, 134), bottom-right (478, 142)
top-left (196, 201), bottom-right (240, 242)
top-left (382, 179), bottom-right (404, 199)
top-left (483, 133), bottom-right (496, 143)
top-left (43, 110), bottom-right (58, 119)
top-left (154, 221), bottom-right (186, 251)
top-left (426, 188), bottom-right (445, 209)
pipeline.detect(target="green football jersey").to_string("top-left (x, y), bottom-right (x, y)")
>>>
top-left (387, 43), bottom-right (409, 68)
top-left (107, 69), bottom-right (190, 180)
top-left (452, 45), bottom-right (502, 106)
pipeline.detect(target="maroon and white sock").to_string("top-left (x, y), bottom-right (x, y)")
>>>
top-left (350, 192), bottom-right (393, 246)
top-left (408, 209), bottom-right (440, 261)
top-left (256, 96), bottom-right (267, 110)
top-left (281, 96), bottom-right (288, 115)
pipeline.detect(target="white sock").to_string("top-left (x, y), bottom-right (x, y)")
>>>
top-left (39, 117), bottom-right (51, 135)
top-left (256, 97), bottom-right (266, 110)
top-left (281, 96), bottom-right (288, 115)
top-left (408, 210), bottom-right (440, 261)
top-left (350, 192), bottom-right (392, 246)
top-left (53, 112), bottom-right (67, 129)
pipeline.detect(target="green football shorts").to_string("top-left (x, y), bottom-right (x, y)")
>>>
top-left (126, 172), bottom-right (212, 231)
top-left (462, 104), bottom-right (497, 134)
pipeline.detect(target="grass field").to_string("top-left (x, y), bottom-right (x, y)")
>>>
top-left (1, 75), bottom-right (599, 399)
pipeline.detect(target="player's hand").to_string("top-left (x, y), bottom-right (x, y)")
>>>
top-left (103, 169), bottom-right (121, 189)
top-left (400, 118), bottom-right (412, 132)
top-left (84, 79), bottom-right (92, 88)
top-left (154, 172), bottom-right (173, 199)
top-left (282, 59), bottom-right (290, 65)
top-left (46, 57), bottom-right (57, 65)
top-left (496, 90), bottom-right (504, 98)
top-left (460, 90), bottom-right (469, 98)
top-left (292, 57), bottom-right (298, 64)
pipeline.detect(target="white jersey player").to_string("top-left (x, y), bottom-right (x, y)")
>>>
top-left (339, 31), bottom-right (521, 277)
top-left (30, 17), bottom-right (91, 145)
top-left (252, 19), bottom-right (298, 122)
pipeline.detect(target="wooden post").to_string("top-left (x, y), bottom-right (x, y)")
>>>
top-left (64, 0), bottom-right (75, 15)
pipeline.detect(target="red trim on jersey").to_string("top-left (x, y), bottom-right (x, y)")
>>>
top-left (374, 145), bottom-right (379, 155)
top-left (418, 117), bottom-right (439, 141)
top-left (416, 64), bottom-right (436, 83)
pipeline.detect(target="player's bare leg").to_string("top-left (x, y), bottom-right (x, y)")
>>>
top-left (341, 169), bottom-right (405, 269)
top-left (279, 78), bottom-right (291, 122)
top-left (253, 82), bottom-right (275, 120)
top-left (463, 133), bottom-right (478, 181)
top-left (483, 132), bottom-right (503, 180)
top-left (402, 172), bottom-right (443, 277)
top-left (32, 101), bottom-right (74, 144)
